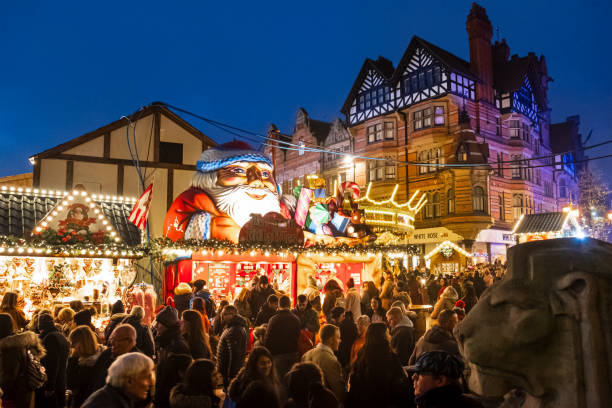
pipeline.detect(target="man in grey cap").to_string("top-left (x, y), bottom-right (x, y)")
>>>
top-left (407, 351), bottom-right (483, 407)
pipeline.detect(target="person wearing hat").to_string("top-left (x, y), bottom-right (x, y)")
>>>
top-left (38, 312), bottom-right (70, 408)
top-left (104, 300), bottom-right (127, 344)
top-left (154, 306), bottom-right (189, 408)
top-left (163, 140), bottom-right (291, 244)
top-left (407, 351), bottom-right (483, 407)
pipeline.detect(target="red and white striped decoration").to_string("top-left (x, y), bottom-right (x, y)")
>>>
top-left (129, 184), bottom-right (153, 230)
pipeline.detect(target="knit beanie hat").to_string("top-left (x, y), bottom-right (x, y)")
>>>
top-left (38, 312), bottom-right (55, 332)
top-left (74, 309), bottom-right (92, 326)
top-left (196, 140), bottom-right (272, 173)
top-left (111, 300), bottom-right (125, 315)
top-left (155, 306), bottom-right (180, 328)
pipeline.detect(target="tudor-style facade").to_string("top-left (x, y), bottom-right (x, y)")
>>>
top-left (29, 103), bottom-right (217, 238)
top-left (269, 3), bottom-right (570, 262)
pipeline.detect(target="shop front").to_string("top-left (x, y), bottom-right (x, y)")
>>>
top-left (473, 228), bottom-right (516, 264)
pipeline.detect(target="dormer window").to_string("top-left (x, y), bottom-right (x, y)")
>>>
top-left (457, 144), bottom-right (468, 162)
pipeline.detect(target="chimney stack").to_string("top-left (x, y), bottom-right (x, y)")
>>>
top-left (492, 38), bottom-right (510, 68)
top-left (466, 3), bottom-right (494, 103)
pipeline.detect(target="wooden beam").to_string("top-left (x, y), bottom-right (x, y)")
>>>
top-left (33, 160), bottom-right (41, 188)
top-left (103, 133), bottom-right (111, 158)
top-left (117, 164), bottom-right (124, 195)
top-left (53, 153), bottom-right (197, 171)
top-left (66, 161), bottom-right (74, 190)
top-left (167, 168), bottom-right (174, 211)
top-left (154, 110), bottom-right (161, 162)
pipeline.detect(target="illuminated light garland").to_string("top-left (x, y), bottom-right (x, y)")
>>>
top-left (0, 185), bottom-right (138, 203)
top-left (425, 240), bottom-right (471, 260)
top-left (355, 183), bottom-right (428, 212)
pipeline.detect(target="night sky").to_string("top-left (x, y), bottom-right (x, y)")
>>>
top-left (1, 1), bottom-right (611, 179)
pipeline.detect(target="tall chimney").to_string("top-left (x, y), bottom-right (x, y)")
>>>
top-left (466, 3), bottom-right (494, 103)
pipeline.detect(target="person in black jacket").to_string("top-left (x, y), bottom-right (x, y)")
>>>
top-left (336, 310), bottom-right (358, 370)
top-left (174, 282), bottom-right (193, 318)
top-left (345, 323), bottom-right (412, 408)
top-left (228, 347), bottom-right (281, 406)
top-left (407, 351), bottom-right (483, 408)
top-left (154, 306), bottom-right (190, 408)
top-left (386, 306), bottom-right (415, 366)
top-left (67, 325), bottom-right (113, 408)
top-left (122, 306), bottom-right (155, 357)
top-left (254, 294), bottom-right (278, 326)
top-left (216, 305), bottom-right (248, 387)
top-left (249, 275), bottom-right (275, 321)
top-left (291, 295), bottom-right (319, 335)
top-left (264, 295), bottom-right (301, 385)
top-left (37, 313), bottom-right (70, 408)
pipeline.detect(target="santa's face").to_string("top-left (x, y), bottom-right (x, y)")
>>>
top-left (192, 161), bottom-right (281, 227)
top-left (216, 162), bottom-right (276, 194)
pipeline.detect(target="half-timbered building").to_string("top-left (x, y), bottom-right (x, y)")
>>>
top-left (270, 3), bottom-right (569, 262)
top-left (29, 103), bottom-right (217, 237)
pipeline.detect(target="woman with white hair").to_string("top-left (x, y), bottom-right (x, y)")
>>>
top-left (82, 352), bottom-right (155, 407)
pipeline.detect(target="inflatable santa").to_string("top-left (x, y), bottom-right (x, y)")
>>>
top-left (163, 141), bottom-right (290, 243)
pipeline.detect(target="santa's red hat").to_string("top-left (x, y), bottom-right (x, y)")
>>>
top-left (196, 140), bottom-right (272, 173)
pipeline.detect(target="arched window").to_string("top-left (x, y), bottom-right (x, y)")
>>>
top-left (447, 188), bottom-right (455, 214)
top-left (473, 186), bottom-right (486, 213)
top-left (433, 192), bottom-right (440, 217)
top-left (457, 144), bottom-right (468, 162)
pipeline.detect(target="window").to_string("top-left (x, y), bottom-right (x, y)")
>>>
top-left (433, 192), bottom-right (440, 217)
top-left (298, 141), bottom-right (305, 156)
top-left (544, 181), bottom-right (554, 198)
top-left (457, 145), bottom-right (468, 162)
top-left (498, 194), bottom-right (505, 221)
top-left (367, 160), bottom-right (394, 181)
top-left (367, 123), bottom-right (383, 143)
top-left (508, 120), bottom-right (521, 139)
top-left (447, 188), bottom-right (455, 214)
top-left (496, 117), bottom-right (501, 136)
top-left (418, 147), bottom-right (443, 174)
top-left (449, 72), bottom-right (475, 100)
top-left (513, 194), bottom-right (523, 221)
top-left (384, 122), bottom-right (394, 140)
top-left (413, 107), bottom-right (444, 130)
top-left (358, 86), bottom-right (391, 111)
top-left (535, 169), bottom-right (541, 186)
top-left (403, 65), bottom-right (443, 95)
top-left (559, 179), bottom-right (567, 198)
top-left (434, 107), bottom-right (445, 125)
top-left (424, 193), bottom-right (433, 219)
top-left (473, 186), bottom-right (486, 213)
top-left (511, 155), bottom-right (522, 179)
top-left (159, 142), bottom-right (183, 164)
top-left (495, 152), bottom-right (503, 177)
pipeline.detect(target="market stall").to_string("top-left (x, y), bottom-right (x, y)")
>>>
top-left (424, 240), bottom-right (472, 275)
top-left (0, 186), bottom-right (142, 321)
top-left (512, 210), bottom-right (583, 244)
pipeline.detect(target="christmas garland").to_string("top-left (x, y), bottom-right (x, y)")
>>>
top-left (0, 235), bottom-right (417, 261)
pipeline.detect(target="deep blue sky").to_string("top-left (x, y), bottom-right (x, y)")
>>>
top-left (1, 0), bottom-right (611, 178)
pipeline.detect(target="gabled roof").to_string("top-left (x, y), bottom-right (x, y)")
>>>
top-left (512, 212), bottom-right (567, 234)
top-left (493, 55), bottom-right (547, 110)
top-left (0, 187), bottom-right (142, 246)
top-left (393, 36), bottom-right (473, 82)
top-left (340, 56), bottom-right (395, 114)
top-left (308, 118), bottom-right (332, 145)
top-left (32, 103), bottom-right (216, 160)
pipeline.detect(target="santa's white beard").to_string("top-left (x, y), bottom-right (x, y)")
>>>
top-left (192, 171), bottom-right (281, 227)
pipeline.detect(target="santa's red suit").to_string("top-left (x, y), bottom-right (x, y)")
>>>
top-left (164, 187), bottom-right (290, 243)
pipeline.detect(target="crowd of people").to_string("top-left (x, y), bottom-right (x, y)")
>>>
top-left (0, 262), bottom-right (507, 408)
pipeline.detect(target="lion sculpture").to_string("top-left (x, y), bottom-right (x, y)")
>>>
top-left (456, 237), bottom-right (612, 407)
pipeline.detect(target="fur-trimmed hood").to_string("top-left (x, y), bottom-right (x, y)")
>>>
top-left (0, 330), bottom-right (46, 358)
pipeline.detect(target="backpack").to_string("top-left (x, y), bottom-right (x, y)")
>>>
top-left (23, 348), bottom-right (47, 390)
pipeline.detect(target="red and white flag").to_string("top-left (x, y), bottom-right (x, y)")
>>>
top-left (129, 184), bottom-right (153, 230)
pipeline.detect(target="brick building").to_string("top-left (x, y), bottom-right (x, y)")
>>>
top-left (268, 3), bottom-right (575, 263)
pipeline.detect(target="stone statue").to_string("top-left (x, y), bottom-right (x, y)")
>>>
top-left (456, 237), bottom-right (612, 407)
